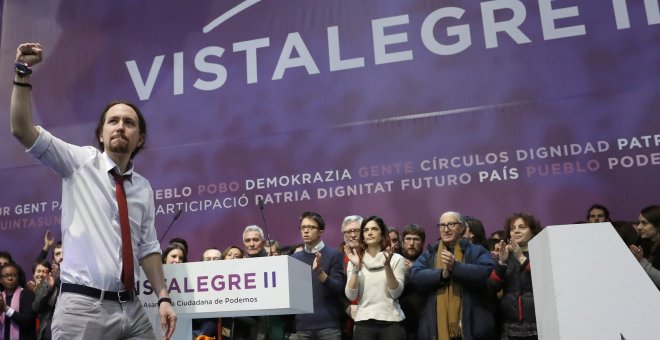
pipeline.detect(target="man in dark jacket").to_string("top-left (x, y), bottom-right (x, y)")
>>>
top-left (399, 223), bottom-right (426, 340)
top-left (410, 211), bottom-right (497, 340)
top-left (291, 211), bottom-right (346, 339)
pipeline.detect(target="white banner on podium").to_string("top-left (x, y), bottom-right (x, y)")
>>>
top-left (529, 222), bottom-right (660, 340)
top-left (138, 255), bottom-right (313, 339)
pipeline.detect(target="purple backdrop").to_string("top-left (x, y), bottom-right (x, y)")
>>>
top-left (1, 0), bottom-right (659, 268)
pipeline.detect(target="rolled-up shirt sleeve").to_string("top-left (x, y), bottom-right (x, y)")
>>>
top-left (27, 126), bottom-right (95, 179)
top-left (137, 183), bottom-right (161, 259)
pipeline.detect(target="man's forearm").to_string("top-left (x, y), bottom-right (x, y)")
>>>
top-left (140, 252), bottom-right (169, 298)
top-left (10, 73), bottom-right (39, 148)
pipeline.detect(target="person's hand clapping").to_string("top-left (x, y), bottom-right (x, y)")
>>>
top-left (507, 239), bottom-right (526, 265)
top-left (497, 240), bottom-right (508, 265)
top-left (383, 245), bottom-right (394, 268)
top-left (344, 244), bottom-right (362, 269)
top-left (27, 280), bottom-right (37, 292)
top-left (630, 245), bottom-right (644, 261)
top-left (312, 252), bottom-right (323, 273)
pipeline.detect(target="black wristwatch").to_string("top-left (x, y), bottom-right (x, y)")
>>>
top-left (157, 297), bottom-right (172, 307)
top-left (15, 62), bottom-right (32, 76)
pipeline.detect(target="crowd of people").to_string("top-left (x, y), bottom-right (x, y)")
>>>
top-left (4, 42), bottom-right (660, 340)
top-left (4, 204), bottom-right (656, 340)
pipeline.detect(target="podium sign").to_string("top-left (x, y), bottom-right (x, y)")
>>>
top-left (138, 256), bottom-right (313, 339)
top-left (529, 223), bottom-right (660, 340)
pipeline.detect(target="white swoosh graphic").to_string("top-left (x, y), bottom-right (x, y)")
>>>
top-left (203, 0), bottom-right (261, 33)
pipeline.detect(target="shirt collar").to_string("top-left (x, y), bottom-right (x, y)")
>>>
top-left (102, 152), bottom-right (134, 183)
top-left (304, 240), bottom-right (325, 254)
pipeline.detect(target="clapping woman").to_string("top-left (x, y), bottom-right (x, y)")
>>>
top-left (0, 262), bottom-right (37, 340)
top-left (344, 216), bottom-right (406, 340)
top-left (630, 205), bottom-right (660, 289)
top-left (487, 212), bottom-right (542, 340)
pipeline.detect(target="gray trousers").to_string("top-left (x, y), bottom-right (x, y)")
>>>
top-left (51, 292), bottom-right (156, 340)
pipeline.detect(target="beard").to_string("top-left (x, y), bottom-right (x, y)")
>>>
top-left (107, 144), bottom-right (130, 154)
top-left (404, 247), bottom-right (421, 260)
top-left (106, 136), bottom-right (131, 154)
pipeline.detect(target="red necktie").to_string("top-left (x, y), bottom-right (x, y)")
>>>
top-left (112, 172), bottom-right (135, 294)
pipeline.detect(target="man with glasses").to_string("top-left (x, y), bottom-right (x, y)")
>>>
top-left (337, 215), bottom-right (362, 339)
top-left (410, 211), bottom-right (497, 340)
top-left (340, 215), bottom-right (363, 262)
top-left (291, 211), bottom-right (346, 340)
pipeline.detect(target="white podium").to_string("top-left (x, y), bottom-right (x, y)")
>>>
top-left (529, 223), bottom-right (660, 340)
top-left (138, 255), bottom-right (313, 340)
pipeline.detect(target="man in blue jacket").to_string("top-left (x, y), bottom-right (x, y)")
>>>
top-left (291, 211), bottom-right (346, 339)
top-left (410, 211), bottom-right (497, 340)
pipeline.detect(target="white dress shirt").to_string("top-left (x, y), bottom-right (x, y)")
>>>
top-left (28, 127), bottom-right (161, 291)
top-left (304, 240), bottom-right (325, 253)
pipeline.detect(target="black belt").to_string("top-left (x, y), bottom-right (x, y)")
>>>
top-left (61, 283), bottom-right (134, 303)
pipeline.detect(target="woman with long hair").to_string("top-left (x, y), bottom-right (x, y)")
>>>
top-left (344, 215), bottom-right (406, 339)
top-left (162, 242), bottom-right (187, 264)
top-left (630, 205), bottom-right (660, 288)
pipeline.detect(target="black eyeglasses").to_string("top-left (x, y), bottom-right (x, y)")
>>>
top-left (437, 222), bottom-right (462, 229)
top-left (300, 225), bottom-right (319, 231)
top-left (343, 229), bottom-right (360, 235)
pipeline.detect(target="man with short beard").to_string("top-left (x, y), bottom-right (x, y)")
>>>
top-left (10, 42), bottom-right (176, 340)
top-left (399, 224), bottom-right (426, 340)
top-left (35, 230), bottom-right (63, 267)
top-left (401, 224), bottom-right (425, 269)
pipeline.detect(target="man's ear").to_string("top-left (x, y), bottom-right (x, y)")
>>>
top-left (137, 133), bottom-right (145, 148)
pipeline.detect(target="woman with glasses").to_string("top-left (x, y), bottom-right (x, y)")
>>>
top-left (344, 215), bottom-right (407, 340)
top-left (410, 211), bottom-right (497, 340)
top-left (630, 205), bottom-right (660, 289)
top-left (0, 262), bottom-right (37, 340)
top-left (487, 212), bottom-right (542, 340)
